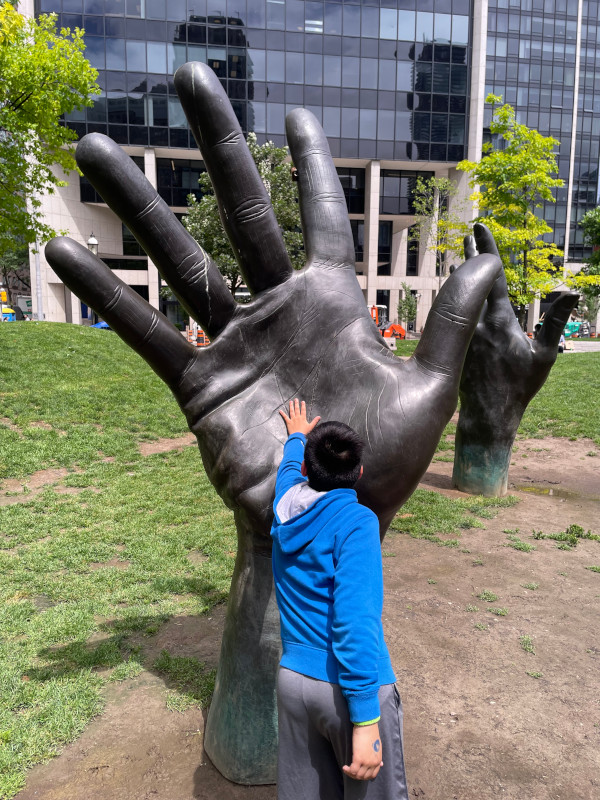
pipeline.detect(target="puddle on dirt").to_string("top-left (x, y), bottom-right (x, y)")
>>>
top-left (513, 484), bottom-right (599, 502)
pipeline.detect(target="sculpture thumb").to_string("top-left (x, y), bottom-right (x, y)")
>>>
top-left (536, 293), bottom-right (580, 349)
top-left (414, 253), bottom-right (502, 386)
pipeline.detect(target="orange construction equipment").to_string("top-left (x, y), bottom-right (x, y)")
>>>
top-left (383, 324), bottom-right (406, 340)
top-left (184, 326), bottom-right (210, 347)
top-left (196, 328), bottom-right (209, 347)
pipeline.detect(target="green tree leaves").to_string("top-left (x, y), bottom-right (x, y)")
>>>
top-left (0, 3), bottom-right (100, 254)
top-left (397, 282), bottom-right (417, 326)
top-left (579, 207), bottom-right (600, 323)
top-left (410, 175), bottom-right (470, 277)
top-left (457, 95), bottom-right (565, 319)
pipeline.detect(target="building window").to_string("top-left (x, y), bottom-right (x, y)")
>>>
top-left (377, 221), bottom-right (392, 275)
top-left (350, 219), bottom-right (364, 263)
top-left (103, 258), bottom-right (149, 271)
top-left (406, 227), bottom-right (419, 276)
top-left (380, 170), bottom-right (434, 215)
top-left (122, 224), bottom-right (145, 256)
top-left (376, 290), bottom-right (390, 324)
top-left (337, 168), bottom-right (365, 214)
top-left (156, 158), bottom-right (206, 206)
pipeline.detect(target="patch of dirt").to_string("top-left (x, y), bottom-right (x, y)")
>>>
top-left (89, 558), bottom-right (131, 571)
top-left (0, 434), bottom-right (197, 507)
top-left (28, 421), bottom-right (54, 431)
top-left (187, 551), bottom-right (209, 566)
top-left (14, 438), bottom-right (600, 800)
top-left (0, 468), bottom-right (72, 506)
top-left (138, 433), bottom-right (196, 457)
top-left (0, 417), bottom-right (22, 434)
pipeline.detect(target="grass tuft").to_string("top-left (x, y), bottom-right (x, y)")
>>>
top-left (477, 590), bottom-right (498, 603)
top-left (391, 490), bottom-right (517, 547)
top-left (505, 534), bottom-right (536, 553)
top-left (518, 353), bottom-right (600, 444)
top-left (519, 634), bottom-right (536, 654)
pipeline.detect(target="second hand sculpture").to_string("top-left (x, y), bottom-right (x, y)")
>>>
top-left (45, 62), bottom-right (502, 784)
top-left (453, 227), bottom-right (579, 496)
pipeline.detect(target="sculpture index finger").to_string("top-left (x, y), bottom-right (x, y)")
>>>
top-left (175, 62), bottom-right (294, 296)
top-left (75, 133), bottom-right (235, 339)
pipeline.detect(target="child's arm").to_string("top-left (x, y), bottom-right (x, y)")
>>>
top-left (343, 723), bottom-right (383, 781)
top-left (274, 400), bottom-right (321, 500)
top-left (332, 512), bottom-right (386, 780)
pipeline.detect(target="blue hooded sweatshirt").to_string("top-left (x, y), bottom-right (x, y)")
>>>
top-left (271, 432), bottom-right (396, 724)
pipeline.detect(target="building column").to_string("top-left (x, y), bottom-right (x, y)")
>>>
top-left (143, 148), bottom-right (161, 311)
top-left (364, 160), bottom-right (380, 307)
top-left (563, 0), bottom-right (584, 267)
top-left (452, 0), bottom-right (488, 224)
top-left (528, 299), bottom-right (541, 332)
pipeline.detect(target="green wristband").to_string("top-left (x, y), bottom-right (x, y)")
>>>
top-left (353, 717), bottom-right (380, 727)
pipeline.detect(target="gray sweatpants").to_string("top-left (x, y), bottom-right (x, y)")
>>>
top-left (277, 667), bottom-right (409, 800)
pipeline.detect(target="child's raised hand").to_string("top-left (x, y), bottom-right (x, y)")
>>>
top-left (342, 723), bottom-right (383, 781)
top-left (279, 399), bottom-right (321, 436)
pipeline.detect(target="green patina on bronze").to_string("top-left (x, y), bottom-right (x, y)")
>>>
top-left (452, 436), bottom-right (512, 497)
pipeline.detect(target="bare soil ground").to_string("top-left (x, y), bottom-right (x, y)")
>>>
top-left (15, 437), bottom-right (600, 800)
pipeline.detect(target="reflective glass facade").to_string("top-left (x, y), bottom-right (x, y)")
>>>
top-left (38, 0), bottom-right (473, 162)
top-left (486, 0), bottom-right (599, 261)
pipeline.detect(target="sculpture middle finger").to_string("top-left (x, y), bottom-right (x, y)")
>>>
top-left (176, 62), bottom-right (294, 296)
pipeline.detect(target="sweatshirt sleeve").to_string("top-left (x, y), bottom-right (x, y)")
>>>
top-left (331, 510), bottom-right (383, 724)
top-left (274, 433), bottom-right (307, 503)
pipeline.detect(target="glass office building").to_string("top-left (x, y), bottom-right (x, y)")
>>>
top-left (30, 0), bottom-right (591, 330)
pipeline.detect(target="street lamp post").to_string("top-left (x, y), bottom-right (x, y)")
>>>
top-left (87, 233), bottom-right (98, 256)
top-left (86, 233), bottom-right (99, 323)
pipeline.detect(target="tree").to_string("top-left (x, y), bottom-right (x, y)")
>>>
top-left (410, 175), bottom-right (470, 282)
top-left (0, 2), bottom-right (100, 255)
top-left (0, 243), bottom-right (29, 304)
top-left (457, 95), bottom-right (579, 328)
top-left (579, 207), bottom-right (600, 325)
top-left (397, 282), bottom-right (417, 327)
top-left (184, 133), bottom-right (303, 298)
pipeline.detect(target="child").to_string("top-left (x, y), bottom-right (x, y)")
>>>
top-left (271, 399), bottom-right (408, 800)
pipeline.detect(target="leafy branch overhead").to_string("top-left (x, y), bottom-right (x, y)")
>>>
top-left (184, 133), bottom-right (304, 298)
top-left (0, 3), bottom-right (100, 254)
top-left (457, 94), bottom-right (599, 321)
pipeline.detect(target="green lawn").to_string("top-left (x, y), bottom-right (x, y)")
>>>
top-left (0, 323), bottom-right (187, 479)
top-left (395, 336), bottom-right (600, 446)
top-left (0, 322), bottom-right (597, 797)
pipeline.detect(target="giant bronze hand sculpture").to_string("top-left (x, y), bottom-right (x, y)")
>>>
top-left (453, 224), bottom-right (578, 496)
top-left (46, 63), bottom-right (501, 784)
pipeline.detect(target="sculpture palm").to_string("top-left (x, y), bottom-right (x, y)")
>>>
top-left (45, 63), bottom-right (501, 784)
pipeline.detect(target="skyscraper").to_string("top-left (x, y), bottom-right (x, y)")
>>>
top-left (27, 0), bottom-right (589, 331)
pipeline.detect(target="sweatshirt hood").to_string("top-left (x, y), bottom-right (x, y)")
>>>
top-left (272, 483), bottom-right (359, 554)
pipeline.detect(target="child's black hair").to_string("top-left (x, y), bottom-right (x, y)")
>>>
top-left (304, 421), bottom-right (364, 492)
